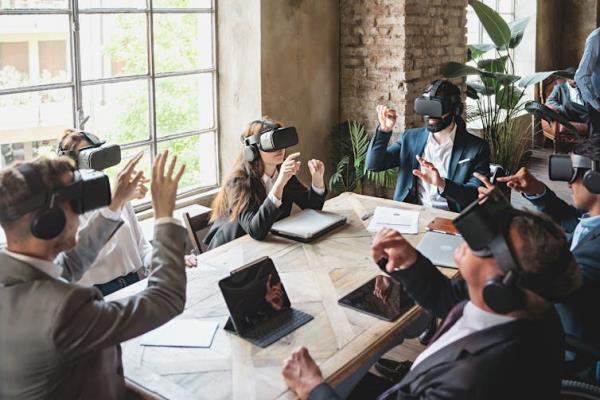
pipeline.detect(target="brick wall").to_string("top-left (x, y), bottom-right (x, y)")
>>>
top-left (340, 0), bottom-right (468, 135)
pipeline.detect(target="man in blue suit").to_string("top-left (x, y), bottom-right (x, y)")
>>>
top-left (366, 80), bottom-right (490, 212)
top-left (477, 136), bottom-right (600, 377)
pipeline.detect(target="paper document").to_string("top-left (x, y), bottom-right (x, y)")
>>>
top-left (140, 319), bottom-right (218, 348)
top-left (367, 207), bottom-right (419, 234)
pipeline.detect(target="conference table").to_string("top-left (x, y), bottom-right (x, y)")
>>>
top-left (108, 192), bottom-right (458, 400)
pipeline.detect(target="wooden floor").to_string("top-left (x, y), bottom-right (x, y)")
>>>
top-left (379, 144), bottom-right (573, 367)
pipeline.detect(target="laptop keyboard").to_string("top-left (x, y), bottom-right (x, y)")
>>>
top-left (244, 308), bottom-right (313, 348)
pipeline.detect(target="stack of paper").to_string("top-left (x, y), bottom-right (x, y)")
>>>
top-left (140, 319), bottom-right (219, 348)
top-left (367, 207), bottom-right (419, 234)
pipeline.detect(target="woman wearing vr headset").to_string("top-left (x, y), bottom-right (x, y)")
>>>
top-left (57, 129), bottom-right (154, 296)
top-left (366, 80), bottom-right (490, 212)
top-left (204, 118), bottom-right (327, 249)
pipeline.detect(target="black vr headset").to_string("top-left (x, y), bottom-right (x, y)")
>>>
top-left (242, 121), bottom-right (299, 162)
top-left (1, 163), bottom-right (111, 240)
top-left (453, 188), bottom-right (571, 314)
top-left (58, 131), bottom-right (121, 171)
top-left (549, 153), bottom-right (600, 194)
top-left (414, 80), bottom-right (463, 133)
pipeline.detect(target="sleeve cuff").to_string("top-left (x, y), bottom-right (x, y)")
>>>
top-left (523, 187), bottom-right (547, 201)
top-left (155, 217), bottom-right (184, 227)
top-left (267, 191), bottom-right (283, 208)
top-left (311, 185), bottom-right (326, 196)
top-left (99, 206), bottom-right (122, 221)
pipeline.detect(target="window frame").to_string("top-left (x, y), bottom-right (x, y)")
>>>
top-left (0, 0), bottom-right (220, 212)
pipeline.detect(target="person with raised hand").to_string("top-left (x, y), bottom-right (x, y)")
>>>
top-left (204, 117), bottom-right (327, 249)
top-left (0, 150), bottom-right (188, 399)
top-left (57, 129), bottom-right (157, 295)
top-left (366, 80), bottom-right (490, 211)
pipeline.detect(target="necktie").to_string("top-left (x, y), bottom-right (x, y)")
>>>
top-left (375, 300), bottom-right (468, 400)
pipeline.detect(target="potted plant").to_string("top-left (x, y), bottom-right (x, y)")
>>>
top-left (328, 120), bottom-right (397, 196)
top-left (442, 0), bottom-right (572, 176)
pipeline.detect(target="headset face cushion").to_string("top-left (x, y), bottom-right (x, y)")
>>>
top-left (31, 208), bottom-right (66, 240)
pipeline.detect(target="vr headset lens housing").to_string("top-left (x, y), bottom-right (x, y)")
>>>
top-left (549, 153), bottom-right (593, 183)
top-left (453, 189), bottom-right (513, 258)
top-left (58, 131), bottom-right (121, 171)
top-left (246, 126), bottom-right (299, 152)
top-left (414, 97), bottom-right (446, 118)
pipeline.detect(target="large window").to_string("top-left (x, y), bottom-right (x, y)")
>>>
top-left (0, 0), bottom-right (218, 206)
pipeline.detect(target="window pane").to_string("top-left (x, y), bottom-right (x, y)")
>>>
top-left (104, 145), bottom-right (152, 205)
top-left (82, 80), bottom-right (150, 145)
top-left (498, 0), bottom-right (513, 14)
top-left (466, 14), bottom-right (480, 44)
top-left (80, 13), bottom-right (148, 80)
top-left (153, 0), bottom-right (212, 8)
top-left (155, 73), bottom-right (213, 137)
top-left (157, 133), bottom-right (217, 191)
top-left (0, 15), bottom-right (71, 89)
top-left (79, 0), bottom-right (145, 8)
top-left (153, 13), bottom-right (213, 73)
top-left (0, 0), bottom-right (67, 9)
top-left (0, 88), bottom-right (72, 161)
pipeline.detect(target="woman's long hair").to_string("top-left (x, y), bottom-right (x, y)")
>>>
top-left (210, 117), bottom-right (280, 223)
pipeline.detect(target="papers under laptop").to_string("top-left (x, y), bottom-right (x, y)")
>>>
top-left (367, 207), bottom-right (419, 234)
top-left (416, 231), bottom-right (464, 268)
top-left (271, 209), bottom-right (346, 242)
top-left (140, 319), bottom-right (219, 348)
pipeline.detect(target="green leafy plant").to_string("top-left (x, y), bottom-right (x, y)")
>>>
top-left (329, 120), bottom-right (397, 194)
top-left (442, 0), bottom-right (573, 174)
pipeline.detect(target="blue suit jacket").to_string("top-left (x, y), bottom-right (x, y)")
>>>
top-left (527, 189), bottom-right (600, 351)
top-left (365, 125), bottom-right (491, 212)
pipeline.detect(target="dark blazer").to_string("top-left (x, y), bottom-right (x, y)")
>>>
top-left (365, 124), bottom-right (490, 212)
top-left (527, 188), bottom-right (600, 351)
top-left (309, 253), bottom-right (564, 400)
top-left (204, 175), bottom-right (326, 249)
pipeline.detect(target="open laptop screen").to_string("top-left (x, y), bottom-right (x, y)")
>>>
top-left (219, 257), bottom-right (291, 335)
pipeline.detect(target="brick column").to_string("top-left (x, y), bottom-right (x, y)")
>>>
top-left (340, 0), bottom-right (468, 135)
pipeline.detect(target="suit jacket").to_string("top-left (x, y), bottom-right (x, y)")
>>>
top-left (0, 220), bottom-right (187, 400)
top-left (527, 188), bottom-right (600, 351)
top-left (204, 175), bottom-right (326, 249)
top-left (309, 253), bottom-right (564, 400)
top-left (365, 124), bottom-right (490, 212)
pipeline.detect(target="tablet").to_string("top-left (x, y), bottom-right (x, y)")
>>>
top-left (270, 209), bottom-right (347, 242)
top-left (338, 276), bottom-right (415, 321)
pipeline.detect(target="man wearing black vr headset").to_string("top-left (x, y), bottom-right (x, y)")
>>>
top-left (283, 190), bottom-right (580, 400)
top-left (476, 136), bottom-right (600, 368)
top-left (0, 152), bottom-right (189, 399)
top-left (366, 80), bottom-right (490, 212)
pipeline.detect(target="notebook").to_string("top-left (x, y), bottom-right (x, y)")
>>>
top-left (270, 209), bottom-right (346, 242)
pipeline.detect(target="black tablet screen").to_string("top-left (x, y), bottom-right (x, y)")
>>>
top-left (338, 276), bottom-right (415, 321)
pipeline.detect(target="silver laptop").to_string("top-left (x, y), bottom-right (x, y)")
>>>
top-left (416, 231), bottom-right (464, 268)
top-left (271, 209), bottom-right (346, 242)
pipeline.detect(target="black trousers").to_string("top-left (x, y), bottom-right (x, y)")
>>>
top-left (586, 102), bottom-right (600, 137)
top-left (563, 102), bottom-right (588, 123)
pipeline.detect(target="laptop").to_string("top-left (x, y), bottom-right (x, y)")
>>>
top-left (416, 231), bottom-right (464, 268)
top-left (219, 256), bottom-right (313, 348)
top-left (270, 209), bottom-right (347, 242)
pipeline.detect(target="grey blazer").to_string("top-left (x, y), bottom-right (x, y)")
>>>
top-left (0, 216), bottom-right (187, 400)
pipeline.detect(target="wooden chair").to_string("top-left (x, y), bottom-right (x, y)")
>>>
top-left (534, 77), bottom-right (588, 153)
top-left (180, 205), bottom-right (213, 254)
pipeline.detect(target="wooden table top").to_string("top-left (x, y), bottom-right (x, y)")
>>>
top-left (108, 192), bottom-right (458, 400)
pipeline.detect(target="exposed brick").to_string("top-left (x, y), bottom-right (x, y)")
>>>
top-left (340, 0), bottom-right (468, 133)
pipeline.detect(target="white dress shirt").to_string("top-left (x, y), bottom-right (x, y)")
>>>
top-left (77, 202), bottom-right (153, 286)
top-left (262, 170), bottom-right (325, 208)
top-left (416, 125), bottom-right (457, 210)
top-left (411, 301), bottom-right (514, 369)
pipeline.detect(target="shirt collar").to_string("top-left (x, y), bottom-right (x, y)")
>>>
top-left (428, 123), bottom-right (457, 147)
top-left (461, 301), bottom-right (514, 330)
top-left (262, 169), bottom-right (279, 186)
top-left (578, 213), bottom-right (600, 230)
top-left (3, 249), bottom-right (63, 280)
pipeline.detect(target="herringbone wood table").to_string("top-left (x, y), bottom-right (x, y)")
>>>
top-left (108, 192), bottom-right (458, 400)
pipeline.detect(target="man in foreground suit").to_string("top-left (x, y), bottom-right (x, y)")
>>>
top-left (366, 80), bottom-right (490, 212)
top-left (282, 196), bottom-right (580, 399)
top-left (0, 150), bottom-right (186, 399)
